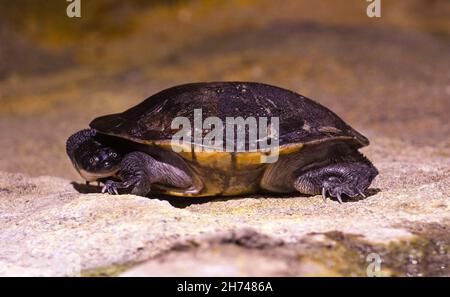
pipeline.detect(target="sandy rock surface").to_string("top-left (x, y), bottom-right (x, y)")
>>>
top-left (1, 136), bottom-right (448, 276)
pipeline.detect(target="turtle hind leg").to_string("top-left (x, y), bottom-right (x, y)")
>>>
top-left (102, 151), bottom-right (193, 197)
top-left (293, 159), bottom-right (378, 203)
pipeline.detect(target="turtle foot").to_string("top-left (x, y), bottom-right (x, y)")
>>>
top-left (101, 180), bottom-right (122, 195)
top-left (294, 159), bottom-right (378, 204)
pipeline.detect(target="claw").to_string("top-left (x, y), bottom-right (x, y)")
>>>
top-left (322, 187), bottom-right (327, 202)
top-left (358, 189), bottom-right (366, 198)
top-left (102, 181), bottom-right (120, 195)
top-left (336, 193), bottom-right (343, 204)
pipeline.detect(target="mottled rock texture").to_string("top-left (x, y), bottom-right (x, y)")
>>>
top-left (1, 137), bottom-right (448, 276)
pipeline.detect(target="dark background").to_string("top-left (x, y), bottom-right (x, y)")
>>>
top-left (0, 0), bottom-right (449, 180)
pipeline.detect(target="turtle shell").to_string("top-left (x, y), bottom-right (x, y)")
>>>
top-left (90, 82), bottom-right (368, 148)
top-left (90, 82), bottom-right (369, 196)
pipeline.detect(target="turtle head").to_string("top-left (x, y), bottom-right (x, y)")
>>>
top-left (66, 129), bottom-right (122, 181)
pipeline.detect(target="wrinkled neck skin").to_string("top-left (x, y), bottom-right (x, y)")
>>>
top-left (66, 129), bottom-right (97, 164)
top-left (66, 129), bottom-right (121, 182)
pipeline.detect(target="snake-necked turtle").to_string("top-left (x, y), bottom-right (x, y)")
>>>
top-left (66, 82), bottom-right (378, 203)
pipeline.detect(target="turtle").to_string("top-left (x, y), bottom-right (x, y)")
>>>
top-left (66, 82), bottom-right (378, 203)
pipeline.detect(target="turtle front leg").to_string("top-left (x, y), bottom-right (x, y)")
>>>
top-left (102, 152), bottom-right (193, 196)
top-left (293, 161), bottom-right (378, 203)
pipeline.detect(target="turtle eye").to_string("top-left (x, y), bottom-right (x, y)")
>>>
top-left (89, 158), bottom-right (95, 164)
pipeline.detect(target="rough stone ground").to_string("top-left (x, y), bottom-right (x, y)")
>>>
top-left (0, 136), bottom-right (448, 276)
top-left (0, 0), bottom-right (449, 276)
